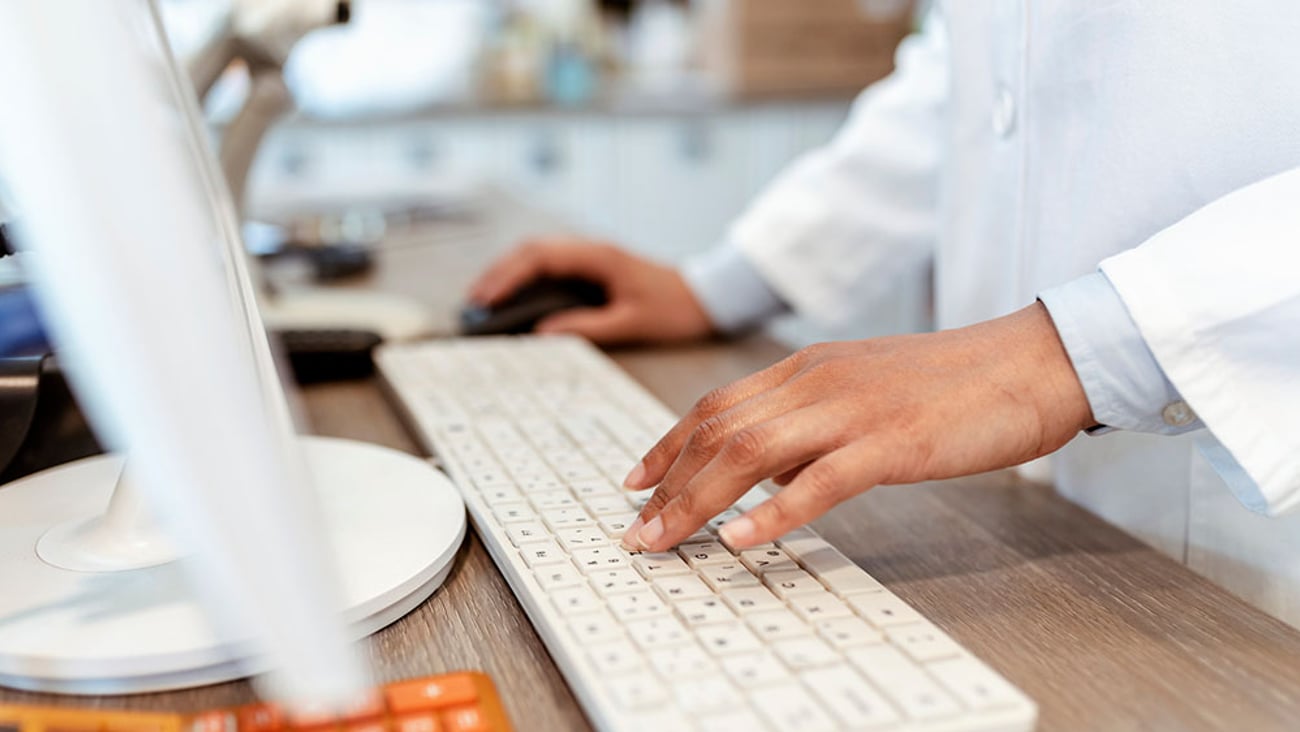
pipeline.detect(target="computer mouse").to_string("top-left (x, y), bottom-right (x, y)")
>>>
top-left (460, 278), bottom-right (608, 336)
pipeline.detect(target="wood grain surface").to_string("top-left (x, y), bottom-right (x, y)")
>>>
top-left (5, 192), bottom-right (1300, 731)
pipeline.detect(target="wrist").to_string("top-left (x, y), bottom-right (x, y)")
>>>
top-left (980, 303), bottom-right (1096, 442)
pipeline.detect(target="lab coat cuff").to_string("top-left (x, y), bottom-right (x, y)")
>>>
top-left (681, 243), bottom-right (789, 334)
top-left (1039, 272), bottom-right (1202, 436)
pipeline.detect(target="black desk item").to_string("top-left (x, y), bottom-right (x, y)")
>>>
top-left (459, 278), bottom-right (608, 336)
top-left (0, 355), bottom-right (101, 485)
top-left (276, 328), bottom-right (383, 384)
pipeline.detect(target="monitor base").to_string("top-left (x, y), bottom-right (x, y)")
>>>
top-left (0, 436), bottom-right (465, 695)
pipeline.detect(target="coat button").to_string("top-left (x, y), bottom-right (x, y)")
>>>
top-left (992, 86), bottom-right (1016, 138)
top-left (1161, 401), bottom-right (1197, 427)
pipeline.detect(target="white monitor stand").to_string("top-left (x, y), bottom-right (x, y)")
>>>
top-left (0, 1), bottom-right (464, 698)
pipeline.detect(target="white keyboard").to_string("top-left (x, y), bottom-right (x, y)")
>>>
top-left (376, 336), bottom-right (1037, 732)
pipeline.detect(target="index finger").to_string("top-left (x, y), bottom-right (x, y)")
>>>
top-left (467, 238), bottom-right (615, 305)
top-left (623, 353), bottom-right (804, 491)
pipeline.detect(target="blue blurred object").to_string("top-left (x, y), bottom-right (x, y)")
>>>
top-left (0, 287), bottom-right (51, 357)
top-left (545, 41), bottom-right (597, 106)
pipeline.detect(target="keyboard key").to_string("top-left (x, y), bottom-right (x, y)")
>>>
top-left (651, 574), bottom-right (714, 602)
top-left (675, 596), bottom-right (735, 627)
top-left (772, 636), bottom-right (839, 670)
top-left (647, 644), bottom-right (716, 678)
top-left (697, 710), bottom-right (768, 732)
top-left (514, 474), bottom-right (565, 494)
top-left (672, 677), bottom-right (743, 714)
top-left (589, 568), bottom-right (645, 596)
top-left (572, 545), bottom-right (630, 572)
top-left (739, 547), bottom-right (799, 576)
top-left (570, 479), bottom-right (618, 499)
top-left (237, 704), bottom-right (284, 732)
top-left (512, 516), bottom-right (558, 546)
top-left (706, 509), bottom-right (743, 531)
top-left (541, 507), bottom-right (593, 530)
top-left (607, 589), bottom-right (668, 621)
top-left (847, 645), bottom-right (962, 721)
top-left (393, 713), bottom-right (441, 732)
top-left (679, 541), bottom-right (733, 568)
top-left (606, 675), bottom-right (668, 710)
top-left (599, 513), bottom-right (638, 539)
top-left (568, 610), bottom-right (623, 644)
top-left (191, 712), bottom-right (235, 732)
top-left (720, 650), bottom-right (791, 689)
top-left (886, 622), bottom-right (963, 663)
top-left (478, 485), bottom-right (521, 505)
top-left (794, 546), bottom-right (883, 597)
top-left (927, 654), bottom-right (1028, 711)
top-left (555, 526), bottom-right (609, 552)
top-left (721, 587), bottom-right (784, 615)
top-left (762, 568), bottom-right (825, 599)
top-left (786, 591), bottom-right (853, 623)
top-left (624, 615), bottom-right (692, 650)
top-left (385, 676), bottom-right (478, 713)
top-left (533, 563), bottom-right (585, 591)
top-left (440, 706), bottom-right (488, 732)
top-left (518, 539), bottom-right (565, 567)
top-left (552, 586), bottom-right (602, 615)
top-left (815, 617), bottom-right (884, 650)
top-left (695, 622), bottom-right (763, 656)
top-left (585, 495), bottom-right (633, 516)
top-left (800, 665), bottom-right (901, 729)
top-left (847, 592), bottom-right (924, 627)
top-left (528, 490), bottom-right (577, 510)
top-left (491, 502), bottom-right (534, 525)
top-left (624, 710), bottom-right (691, 732)
top-left (698, 563), bottom-right (761, 592)
top-left (745, 610), bottom-right (810, 641)
top-left (631, 551), bottom-right (691, 579)
top-left (588, 639), bottom-right (643, 674)
top-left (748, 683), bottom-right (838, 732)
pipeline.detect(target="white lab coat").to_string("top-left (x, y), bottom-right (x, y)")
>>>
top-left (725, 3), bottom-right (1300, 625)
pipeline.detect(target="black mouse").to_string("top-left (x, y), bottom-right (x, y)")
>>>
top-left (460, 278), bottom-right (608, 336)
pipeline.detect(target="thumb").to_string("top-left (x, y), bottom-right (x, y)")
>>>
top-left (535, 305), bottom-right (638, 345)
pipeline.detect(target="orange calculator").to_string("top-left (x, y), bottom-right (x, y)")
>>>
top-left (0, 672), bottom-right (511, 732)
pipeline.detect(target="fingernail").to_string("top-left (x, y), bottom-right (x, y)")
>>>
top-left (622, 461), bottom-right (647, 489)
top-left (620, 517), bottom-right (645, 551)
top-left (719, 516), bottom-right (756, 549)
top-left (636, 516), bottom-right (664, 551)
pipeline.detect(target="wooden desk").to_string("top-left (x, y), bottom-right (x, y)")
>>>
top-left (5, 191), bottom-right (1300, 730)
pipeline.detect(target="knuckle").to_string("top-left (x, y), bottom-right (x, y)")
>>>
top-left (722, 427), bottom-right (767, 471)
top-left (693, 387), bottom-right (731, 417)
top-left (801, 461), bottom-right (844, 503)
top-left (691, 415), bottom-right (731, 452)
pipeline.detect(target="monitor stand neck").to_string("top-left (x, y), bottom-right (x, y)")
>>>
top-left (36, 464), bottom-right (181, 572)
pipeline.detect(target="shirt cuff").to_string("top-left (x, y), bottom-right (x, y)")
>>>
top-left (1039, 271), bottom-right (1203, 436)
top-left (680, 243), bottom-right (789, 334)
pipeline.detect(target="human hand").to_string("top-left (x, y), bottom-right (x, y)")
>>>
top-left (467, 237), bottom-right (714, 345)
top-left (620, 303), bottom-right (1094, 552)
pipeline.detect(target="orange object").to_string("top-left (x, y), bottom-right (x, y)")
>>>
top-left (383, 677), bottom-right (478, 715)
top-left (439, 707), bottom-right (488, 732)
top-left (392, 714), bottom-right (442, 732)
top-left (238, 705), bottom-right (285, 732)
top-left (0, 672), bottom-right (509, 732)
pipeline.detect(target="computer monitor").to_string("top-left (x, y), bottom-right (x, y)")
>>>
top-left (0, 0), bottom-right (463, 705)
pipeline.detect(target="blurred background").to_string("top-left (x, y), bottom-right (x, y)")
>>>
top-left (2, 0), bottom-right (927, 352)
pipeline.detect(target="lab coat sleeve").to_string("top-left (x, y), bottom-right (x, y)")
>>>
top-left (1039, 272), bottom-right (1203, 436)
top-left (686, 9), bottom-right (949, 329)
top-left (1079, 167), bottom-right (1300, 516)
top-left (681, 241), bottom-right (789, 333)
